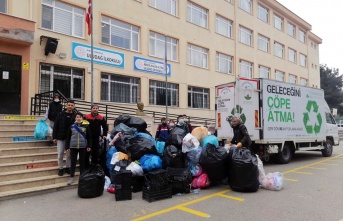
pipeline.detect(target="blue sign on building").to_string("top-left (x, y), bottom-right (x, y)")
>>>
top-left (134, 56), bottom-right (171, 76)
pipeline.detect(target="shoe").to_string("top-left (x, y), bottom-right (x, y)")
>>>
top-left (65, 168), bottom-right (70, 174)
top-left (67, 177), bottom-right (74, 185)
top-left (58, 169), bottom-right (64, 176)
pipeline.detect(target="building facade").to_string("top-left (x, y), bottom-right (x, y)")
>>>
top-left (0, 0), bottom-right (322, 118)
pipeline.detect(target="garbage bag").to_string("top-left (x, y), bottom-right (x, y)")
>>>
top-left (126, 161), bottom-right (144, 176)
top-left (191, 126), bottom-right (208, 144)
top-left (111, 123), bottom-right (137, 136)
top-left (199, 144), bottom-right (228, 183)
top-left (163, 145), bottom-right (185, 168)
top-left (110, 159), bottom-right (131, 184)
top-left (191, 173), bottom-right (210, 189)
top-left (261, 172), bottom-right (284, 191)
top-left (186, 146), bottom-right (203, 165)
top-left (134, 132), bottom-right (156, 147)
top-left (257, 155), bottom-right (266, 184)
top-left (112, 134), bottom-right (132, 154)
top-left (126, 137), bottom-right (157, 161)
top-left (182, 133), bottom-right (200, 153)
top-left (189, 163), bottom-right (203, 177)
top-left (115, 115), bottom-right (147, 132)
top-left (110, 152), bottom-right (129, 166)
top-left (202, 135), bottom-right (219, 149)
top-left (106, 147), bottom-right (118, 174)
top-left (78, 165), bottom-right (105, 198)
top-left (140, 154), bottom-right (162, 173)
top-left (166, 127), bottom-right (187, 148)
top-left (33, 119), bottom-right (49, 139)
top-left (156, 141), bottom-right (165, 156)
top-left (227, 146), bottom-right (259, 192)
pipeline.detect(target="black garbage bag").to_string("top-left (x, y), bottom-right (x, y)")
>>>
top-left (227, 146), bottom-right (259, 192)
top-left (111, 123), bottom-right (137, 137)
top-left (112, 134), bottom-right (133, 154)
top-left (199, 144), bottom-right (228, 183)
top-left (115, 115), bottom-right (147, 132)
top-left (110, 159), bottom-right (131, 184)
top-left (126, 137), bottom-right (157, 161)
top-left (163, 145), bottom-right (185, 168)
top-left (78, 165), bottom-right (105, 198)
top-left (165, 127), bottom-right (187, 148)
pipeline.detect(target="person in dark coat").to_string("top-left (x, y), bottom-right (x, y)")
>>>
top-left (229, 116), bottom-right (252, 149)
top-left (155, 117), bottom-right (170, 142)
top-left (45, 93), bottom-right (63, 128)
top-left (175, 115), bottom-right (190, 133)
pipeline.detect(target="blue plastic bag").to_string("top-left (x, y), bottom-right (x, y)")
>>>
top-left (106, 147), bottom-right (117, 173)
top-left (140, 154), bottom-right (162, 173)
top-left (156, 141), bottom-right (165, 156)
top-left (202, 135), bottom-right (219, 148)
top-left (33, 119), bottom-right (49, 139)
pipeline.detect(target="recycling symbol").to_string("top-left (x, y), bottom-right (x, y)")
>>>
top-left (226, 105), bottom-right (246, 126)
top-left (303, 100), bottom-right (322, 134)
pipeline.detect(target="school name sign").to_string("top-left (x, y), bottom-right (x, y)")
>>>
top-left (134, 56), bottom-right (171, 76)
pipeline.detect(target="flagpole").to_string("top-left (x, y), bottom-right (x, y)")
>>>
top-left (90, 0), bottom-right (94, 104)
top-left (164, 36), bottom-right (168, 120)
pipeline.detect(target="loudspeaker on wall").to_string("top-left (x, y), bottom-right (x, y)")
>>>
top-left (44, 38), bottom-right (58, 56)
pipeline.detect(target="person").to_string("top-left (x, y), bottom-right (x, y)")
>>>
top-left (183, 114), bottom-right (193, 133)
top-left (155, 117), bottom-right (171, 142)
top-left (65, 112), bottom-right (92, 185)
top-left (229, 116), bottom-right (252, 149)
top-left (175, 115), bottom-right (190, 133)
top-left (136, 101), bottom-right (146, 116)
top-left (84, 104), bottom-right (108, 167)
top-left (168, 119), bottom-right (176, 130)
top-left (45, 93), bottom-right (63, 128)
top-left (53, 100), bottom-right (77, 176)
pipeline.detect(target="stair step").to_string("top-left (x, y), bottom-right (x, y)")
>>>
top-left (0, 130), bottom-right (36, 136)
top-left (0, 146), bottom-right (56, 156)
top-left (0, 152), bottom-right (57, 163)
top-left (0, 119), bottom-right (39, 125)
top-left (0, 159), bottom-right (65, 172)
top-left (0, 136), bottom-right (51, 142)
top-left (0, 173), bottom-right (80, 192)
top-left (0, 124), bottom-right (36, 131)
top-left (0, 181), bottom-right (78, 201)
top-left (0, 115), bottom-right (45, 120)
top-left (0, 141), bottom-right (49, 149)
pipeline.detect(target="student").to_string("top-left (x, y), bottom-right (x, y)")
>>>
top-left (65, 112), bottom-right (92, 185)
top-left (183, 114), bottom-right (193, 133)
top-left (155, 117), bottom-right (170, 142)
top-left (45, 93), bottom-right (63, 128)
top-left (229, 116), bottom-right (252, 150)
top-left (175, 115), bottom-right (190, 133)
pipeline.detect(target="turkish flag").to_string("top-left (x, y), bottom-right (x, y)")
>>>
top-left (86, 0), bottom-right (92, 35)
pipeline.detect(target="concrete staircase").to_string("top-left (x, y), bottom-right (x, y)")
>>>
top-left (0, 115), bottom-right (78, 201)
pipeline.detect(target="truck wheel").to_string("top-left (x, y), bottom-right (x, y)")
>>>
top-left (321, 140), bottom-right (333, 157)
top-left (277, 144), bottom-right (292, 164)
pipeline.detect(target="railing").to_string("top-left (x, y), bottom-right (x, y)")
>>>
top-left (31, 92), bottom-right (215, 127)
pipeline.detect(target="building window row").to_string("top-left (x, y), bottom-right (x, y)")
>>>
top-left (148, 0), bottom-right (178, 16)
top-left (0, 0), bottom-right (7, 13)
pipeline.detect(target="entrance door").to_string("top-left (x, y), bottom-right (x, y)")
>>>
top-left (0, 53), bottom-right (21, 114)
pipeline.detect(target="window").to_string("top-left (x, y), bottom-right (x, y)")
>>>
top-left (0, 0), bottom-right (7, 13)
top-left (259, 65), bottom-right (269, 78)
top-left (39, 63), bottom-right (85, 99)
top-left (300, 78), bottom-right (307, 86)
top-left (101, 73), bottom-right (140, 103)
top-left (149, 0), bottom-right (178, 16)
top-left (274, 42), bottom-right (284, 58)
top-left (288, 23), bottom-right (295, 37)
top-left (275, 70), bottom-right (284, 82)
top-left (299, 29), bottom-right (306, 43)
top-left (216, 15), bottom-right (233, 38)
top-left (188, 86), bottom-right (209, 109)
top-left (258, 4), bottom-right (268, 23)
top-left (258, 34), bottom-right (269, 52)
top-left (149, 32), bottom-right (178, 61)
top-left (187, 2), bottom-right (208, 28)
top-left (187, 44), bottom-right (208, 68)
top-left (240, 60), bottom-right (253, 78)
top-left (288, 48), bottom-right (296, 63)
top-left (101, 17), bottom-right (139, 52)
top-left (289, 74), bottom-right (297, 84)
top-left (239, 26), bottom-right (252, 46)
top-left (274, 14), bottom-right (283, 30)
top-left (300, 53), bottom-right (307, 67)
top-left (216, 52), bottom-right (233, 74)
top-left (239, 0), bottom-right (252, 14)
top-left (149, 80), bottom-right (179, 106)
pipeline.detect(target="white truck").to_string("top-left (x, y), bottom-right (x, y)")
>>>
top-left (215, 78), bottom-right (339, 163)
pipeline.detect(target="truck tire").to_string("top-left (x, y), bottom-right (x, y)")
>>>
top-left (277, 144), bottom-right (292, 164)
top-left (321, 140), bottom-right (333, 157)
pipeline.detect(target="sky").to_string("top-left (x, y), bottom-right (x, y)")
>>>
top-left (277, 0), bottom-right (343, 75)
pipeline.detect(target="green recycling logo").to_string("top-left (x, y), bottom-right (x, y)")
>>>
top-left (303, 100), bottom-right (322, 134)
top-left (226, 105), bottom-right (246, 126)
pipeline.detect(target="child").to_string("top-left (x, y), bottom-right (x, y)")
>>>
top-left (65, 112), bottom-right (92, 185)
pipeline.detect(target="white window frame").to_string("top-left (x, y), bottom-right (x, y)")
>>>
top-left (240, 60), bottom-right (253, 78)
top-left (188, 86), bottom-right (210, 109)
top-left (187, 43), bottom-right (208, 68)
top-left (288, 23), bottom-right (295, 37)
top-left (288, 48), bottom-right (296, 63)
top-left (275, 70), bottom-right (285, 82)
top-left (258, 34), bottom-right (269, 52)
top-left (258, 4), bottom-right (268, 23)
top-left (149, 32), bottom-right (178, 61)
top-left (0, 0), bottom-right (7, 13)
top-left (216, 52), bottom-right (233, 74)
top-left (239, 0), bottom-right (252, 14)
top-left (300, 78), bottom-right (307, 86)
top-left (274, 42), bottom-right (284, 58)
top-left (274, 14), bottom-right (283, 30)
top-left (289, 74), bottom-right (297, 84)
top-left (299, 29), bottom-right (306, 43)
top-left (259, 65), bottom-right (270, 78)
top-left (149, 80), bottom-right (179, 107)
top-left (148, 0), bottom-right (178, 16)
top-left (239, 26), bottom-right (252, 46)
top-left (216, 15), bottom-right (233, 38)
top-left (187, 2), bottom-right (208, 28)
top-left (41, 0), bottom-right (85, 37)
top-left (101, 16), bottom-right (140, 52)
top-left (300, 53), bottom-right (307, 67)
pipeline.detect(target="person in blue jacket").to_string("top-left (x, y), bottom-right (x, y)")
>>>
top-left (155, 117), bottom-right (170, 142)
